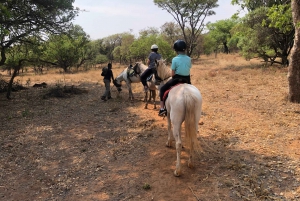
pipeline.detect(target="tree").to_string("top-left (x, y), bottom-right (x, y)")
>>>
top-left (266, 4), bottom-right (294, 65)
top-left (130, 34), bottom-right (175, 63)
top-left (202, 33), bottom-right (218, 55)
top-left (67, 25), bottom-right (91, 70)
top-left (0, 0), bottom-right (78, 99)
top-left (44, 25), bottom-right (90, 72)
top-left (288, 0), bottom-right (300, 102)
top-left (4, 37), bottom-right (42, 98)
top-left (231, 0), bottom-right (288, 11)
top-left (118, 33), bottom-right (135, 64)
top-left (206, 18), bottom-right (239, 54)
top-left (102, 34), bottom-right (122, 62)
top-left (160, 22), bottom-right (182, 45)
top-left (232, 5), bottom-right (293, 65)
top-left (0, 0), bottom-right (78, 66)
top-left (139, 27), bottom-right (160, 38)
top-left (154, 0), bottom-right (218, 56)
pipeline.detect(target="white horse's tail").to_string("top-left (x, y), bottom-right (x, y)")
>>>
top-left (184, 88), bottom-right (202, 154)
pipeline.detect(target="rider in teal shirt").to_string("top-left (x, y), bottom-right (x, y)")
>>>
top-left (171, 54), bottom-right (191, 76)
top-left (158, 40), bottom-right (192, 116)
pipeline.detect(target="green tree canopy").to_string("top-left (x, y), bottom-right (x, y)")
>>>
top-left (206, 18), bottom-right (239, 54)
top-left (44, 25), bottom-right (90, 72)
top-left (231, 0), bottom-right (288, 11)
top-left (130, 34), bottom-right (175, 63)
top-left (154, 0), bottom-right (218, 56)
top-left (0, 0), bottom-right (78, 65)
top-left (232, 3), bottom-right (293, 65)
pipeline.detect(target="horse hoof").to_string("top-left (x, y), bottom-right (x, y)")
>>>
top-left (174, 170), bottom-right (181, 177)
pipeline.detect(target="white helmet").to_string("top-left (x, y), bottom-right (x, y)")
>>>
top-left (151, 44), bottom-right (158, 50)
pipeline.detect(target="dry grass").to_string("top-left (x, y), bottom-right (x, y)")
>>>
top-left (0, 54), bottom-right (299, 201)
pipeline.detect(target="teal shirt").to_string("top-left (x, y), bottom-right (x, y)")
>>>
top-left (171, 54), bottom-right (191, 76)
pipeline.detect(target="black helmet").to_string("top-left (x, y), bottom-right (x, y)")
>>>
top-left (173, 40), bottom-right (187, 51)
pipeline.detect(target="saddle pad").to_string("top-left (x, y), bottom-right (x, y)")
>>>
top-left (163, 83), bottom-right (182, 102)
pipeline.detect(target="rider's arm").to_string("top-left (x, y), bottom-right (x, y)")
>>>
top-left (172, 70), bottom-right (175, 77)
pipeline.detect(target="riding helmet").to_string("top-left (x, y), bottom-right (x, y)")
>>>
top-left (151, 44), bottom-right (158, 50)
top-left (173, 40), bottom-right (187, 51)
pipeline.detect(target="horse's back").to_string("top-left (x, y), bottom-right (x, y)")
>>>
top-left (166, 84), bottom-right (202, 120)
top-left (167, 84), bottom-right (202, 104)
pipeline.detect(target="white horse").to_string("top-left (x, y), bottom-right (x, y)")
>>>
top-left (113, 62), bottom-right (158, 109)
top-left (156, 59), bottom-right (203, 176)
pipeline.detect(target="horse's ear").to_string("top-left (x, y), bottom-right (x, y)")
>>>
top-left (155, 59), bottom-right (160, 68)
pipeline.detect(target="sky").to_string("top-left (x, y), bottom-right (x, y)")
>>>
top-left (73, 0), bottom-right (245, 40)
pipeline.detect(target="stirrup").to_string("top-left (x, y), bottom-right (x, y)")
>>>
top-left (158, 109), bottom-right (167, 116)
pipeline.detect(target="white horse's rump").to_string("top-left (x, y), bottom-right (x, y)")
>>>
top-left (156, 59), bottom-right (202, 176)
top-left (113, 63), bottom-right (158, 109)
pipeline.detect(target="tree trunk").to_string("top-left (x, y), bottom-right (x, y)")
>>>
top-left (288, 1), bottom-right (300, 103)
top-left (63, 66), bottom-right (68, 73)
top-left (281, 54), bottom-right (289, 67)
top-left (6, 66), bottom-right (20, 99)
top-left (223, 42), bottom-right (229, 54)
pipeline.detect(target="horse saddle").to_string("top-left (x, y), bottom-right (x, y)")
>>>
top-left (127, 64), bottom-right (141, 78)
top-left (162, 83), bottom-right (182, 102)
top-left (146, 68), bottom-right (162, 85)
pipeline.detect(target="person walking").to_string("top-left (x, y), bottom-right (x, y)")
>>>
top-left (101, 63), bottom-right (114, 101)
top-left (140, 44), bottom-right (161, 92)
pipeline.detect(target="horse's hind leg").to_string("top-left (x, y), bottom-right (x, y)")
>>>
top-left (144, 91), bottom-right (148, 109)
top-left (172, 123), bottom-right (182, 177)
top-left (152, 90), bottom-right (156, 109)
top-left (166, 113), bottom-right (172, 147)
top-left (126, 82), bottom-right (134, 101)
top-left (129, 89), bottom-right (134, 101)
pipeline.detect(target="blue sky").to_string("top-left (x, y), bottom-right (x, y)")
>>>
top-left (73, 0), bottom-right (244, 40)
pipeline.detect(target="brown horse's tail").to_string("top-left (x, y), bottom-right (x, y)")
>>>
top-left (184, 87), bottom-right (202, 154)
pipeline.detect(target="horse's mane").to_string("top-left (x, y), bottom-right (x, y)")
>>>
top-left (137, 62), bottom-right (148, 69)
top-left (156, 59), bottom-right (171, 80)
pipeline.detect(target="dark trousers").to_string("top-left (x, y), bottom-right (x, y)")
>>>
top-left (159, 75), bottom-right (191, 101)
top-left (140, 68), bottom-right (155, 87)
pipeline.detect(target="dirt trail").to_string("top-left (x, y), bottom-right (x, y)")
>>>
top-left (1, 59), bottom-right (300, 200)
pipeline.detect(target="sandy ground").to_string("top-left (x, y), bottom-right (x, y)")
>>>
top-left (1, 56), bottom-right (300, 201)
